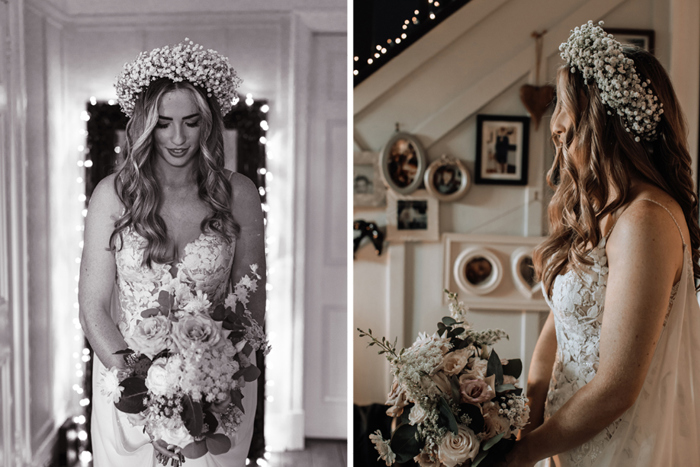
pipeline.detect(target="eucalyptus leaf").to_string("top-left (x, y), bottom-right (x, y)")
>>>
top-left (442, 316), bottom-right (457, 326)
top-left (114, 377), bottom-right (147, 414)
top-left (483, 432), bottom-right (505, 451)
top-left (389, 423), bottom-right (423, 464)
top-left (450, 375), bottom-right (461, 402)
top-left (459, 403), bottom-right (485, 433)
top-left (471, 450), bottom-right (489, 467)
top-left (502, 359), bottom-right (523, 379)
top-left (495, 383), bottom-right (516, 393)
top-left (487, 349), bottom-right (504, 386)
top-left (437, 397), bottom-right (458, 435)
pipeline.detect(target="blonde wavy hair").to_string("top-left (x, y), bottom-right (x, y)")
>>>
top-left (534, 47), bottom-right (700, 296)
top-left (109, 78), bottom-right (239, 267)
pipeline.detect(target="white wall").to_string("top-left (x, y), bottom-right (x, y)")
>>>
top-left (353, 0), bottom-right (681, 404)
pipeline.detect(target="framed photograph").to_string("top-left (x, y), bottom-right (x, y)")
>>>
top-left (353, 151), bottom-right (386, 207)
top-left (379, 132), bottom-right (427, 195)
top-left (475, 115), bottom-right (530, 185)
top-left (386, 190), bottom-right (439, 242)
top-left (424, 154), bottom-right (471, 202)
top-left (605, 28), bottom-right (655, 55)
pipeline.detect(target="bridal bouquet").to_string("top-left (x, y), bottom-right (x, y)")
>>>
top-left (100, 264), bottom-right (270, 461)
top-left (358, 291), bottom-right (529, 467)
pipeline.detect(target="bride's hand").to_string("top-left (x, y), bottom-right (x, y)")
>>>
top-left (152, 439), bottom-right (184, 466)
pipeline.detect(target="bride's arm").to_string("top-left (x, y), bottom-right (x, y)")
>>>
top-left (229, 172), bottom-right (266, 326)
top-left (519, 311), bottom-right (557, 438)
top-left (79, 174), bottom-right (129, 369)
top-left (508, 202), bottom-right (684, 465)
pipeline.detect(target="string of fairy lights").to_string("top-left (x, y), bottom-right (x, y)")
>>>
top-left (353, 0), bottom-right (471, 85)
top-left (72, 92), bottom-right (274, 466)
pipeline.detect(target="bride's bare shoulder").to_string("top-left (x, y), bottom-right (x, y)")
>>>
top-left (225, 170), bottom-right (261, 215)
top-left (88, 173), bottom-right (123, 221)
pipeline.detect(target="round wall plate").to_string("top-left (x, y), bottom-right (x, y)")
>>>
top-left (453, 246), bottom-right (503, 296)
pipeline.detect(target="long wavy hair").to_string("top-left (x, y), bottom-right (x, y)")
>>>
top-left (533, 46), bottom-right (700, 296)
top-left (109, 78), bottom-right (239, 267)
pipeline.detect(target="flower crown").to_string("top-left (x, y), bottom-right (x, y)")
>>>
top-left (559, 21), bottom-right (663, 142)
top-left (115, 38), bottom-right (241, 117)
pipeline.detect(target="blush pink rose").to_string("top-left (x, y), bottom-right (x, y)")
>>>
top-left (125, 315), bottom-right (171, 359)
top-left (385, 378), bottom-right (409, 417)
top-left (459, 378), bottom-right (495, 404)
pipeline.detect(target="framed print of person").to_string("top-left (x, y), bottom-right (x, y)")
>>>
top-left (379, 132), bottom-right (427, 195)
top-left (475, 114), bottom-right (530, 185)
top-left (424, 154), bottom-right (471, 202)
top-left (386, 190), bottom-right (439, 242)
top-left (353, 151), bottom-right (386, 207)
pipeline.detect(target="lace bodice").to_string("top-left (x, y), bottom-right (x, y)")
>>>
top-left (113, 226), bottom-right (235, 338)
top-left (543, 224), bottom-right (681, 466)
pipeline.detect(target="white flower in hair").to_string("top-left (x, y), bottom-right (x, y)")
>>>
top-left (115, 38), bottom-right (242, 117)
top-left (559, 21), bottom-right (663, 142)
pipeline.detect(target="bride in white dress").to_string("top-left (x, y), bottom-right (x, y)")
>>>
top-left (501, 22), bottom-right (700, 466)
top-left (79, 41), bottom-right (265, 466)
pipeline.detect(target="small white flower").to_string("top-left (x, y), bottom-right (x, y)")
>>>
top-left (100, 367), bottom-right (124, 404)
top-left (369, 430), bottom-right (396, 465)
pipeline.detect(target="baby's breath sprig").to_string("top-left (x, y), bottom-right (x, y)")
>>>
top-left (357, 328), bottom-right (404, 364)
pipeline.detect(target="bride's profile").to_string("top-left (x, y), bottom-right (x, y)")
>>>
top-left (78, 39), bottom-right (265, 466)
top-left (501, 21), bottom-right (700, 466)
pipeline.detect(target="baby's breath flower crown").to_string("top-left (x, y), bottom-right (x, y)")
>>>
top-left (559, 21), bottom-right (663, 142)
top-left (115, 38), bottom-right (241, 117)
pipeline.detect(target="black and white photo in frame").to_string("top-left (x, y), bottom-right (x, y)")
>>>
top-left (386, 190), bottom-right (439, 242)
top-left (424, 154), bottom-right (471, 202)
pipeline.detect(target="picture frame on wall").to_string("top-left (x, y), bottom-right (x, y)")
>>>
top-left (605, 28), bottom-right (655, 55)
top-left (353, 151), bottom-right (386, 208)
top-left (475, 114), bottom-right (530, 185)
top-left (379, 132), bottom-right (427, 195)
top-left (386, 189), bottom-right (439, 242)
top-left (424, 154), bottom-right (471, 202)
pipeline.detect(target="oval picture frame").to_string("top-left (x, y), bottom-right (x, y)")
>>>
top-left (424, 155), bottom-right (471, 202)
top-left (453, 246), bottom-right (503, 296)
top-left (511, 247), bottom-right (541, 298)
top-left (379, 132), bottom-right (427, 195)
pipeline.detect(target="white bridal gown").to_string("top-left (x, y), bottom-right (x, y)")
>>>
top-left (543, 199), bottom-right (700, 466)
top-left (91, 226), bottom-right (257, 467)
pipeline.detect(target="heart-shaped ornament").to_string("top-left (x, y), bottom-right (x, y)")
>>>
top-left (519, 84), bottom-right (555, 130)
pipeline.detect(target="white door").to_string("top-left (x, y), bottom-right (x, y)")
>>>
top-left (303, 32), bottom-right (347, 439)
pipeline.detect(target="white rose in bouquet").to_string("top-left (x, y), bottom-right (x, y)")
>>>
top-left (441, 348), bottom-right (473, 376)
top-left (172, 314), bottom-right (222, 351)
top-left (146, 358), bottom-right (172, 397)
top-left (438, 424), bottom-right (480, 467)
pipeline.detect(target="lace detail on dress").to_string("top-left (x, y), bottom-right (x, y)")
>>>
top-left (542, 235), bottom-right (682, 467)
top-left (114, 226), bottom-right (235, 338)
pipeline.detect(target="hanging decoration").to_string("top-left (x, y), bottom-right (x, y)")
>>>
top-left (519, 30), bottom-right (555, 130)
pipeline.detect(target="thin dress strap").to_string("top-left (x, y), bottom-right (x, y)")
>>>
top-left (604, 198), bottom-right (686, 247)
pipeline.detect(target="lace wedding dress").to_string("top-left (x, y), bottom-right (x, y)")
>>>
top-left (543, 199), bottom-right (700, 466)
top-left (91, 226), bottom-right (257, 467)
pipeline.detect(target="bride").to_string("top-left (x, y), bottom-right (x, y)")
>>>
top-left (79, 40), bottom-right (265, 466)
top-left (502, 22), bottom-right (700, 466)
